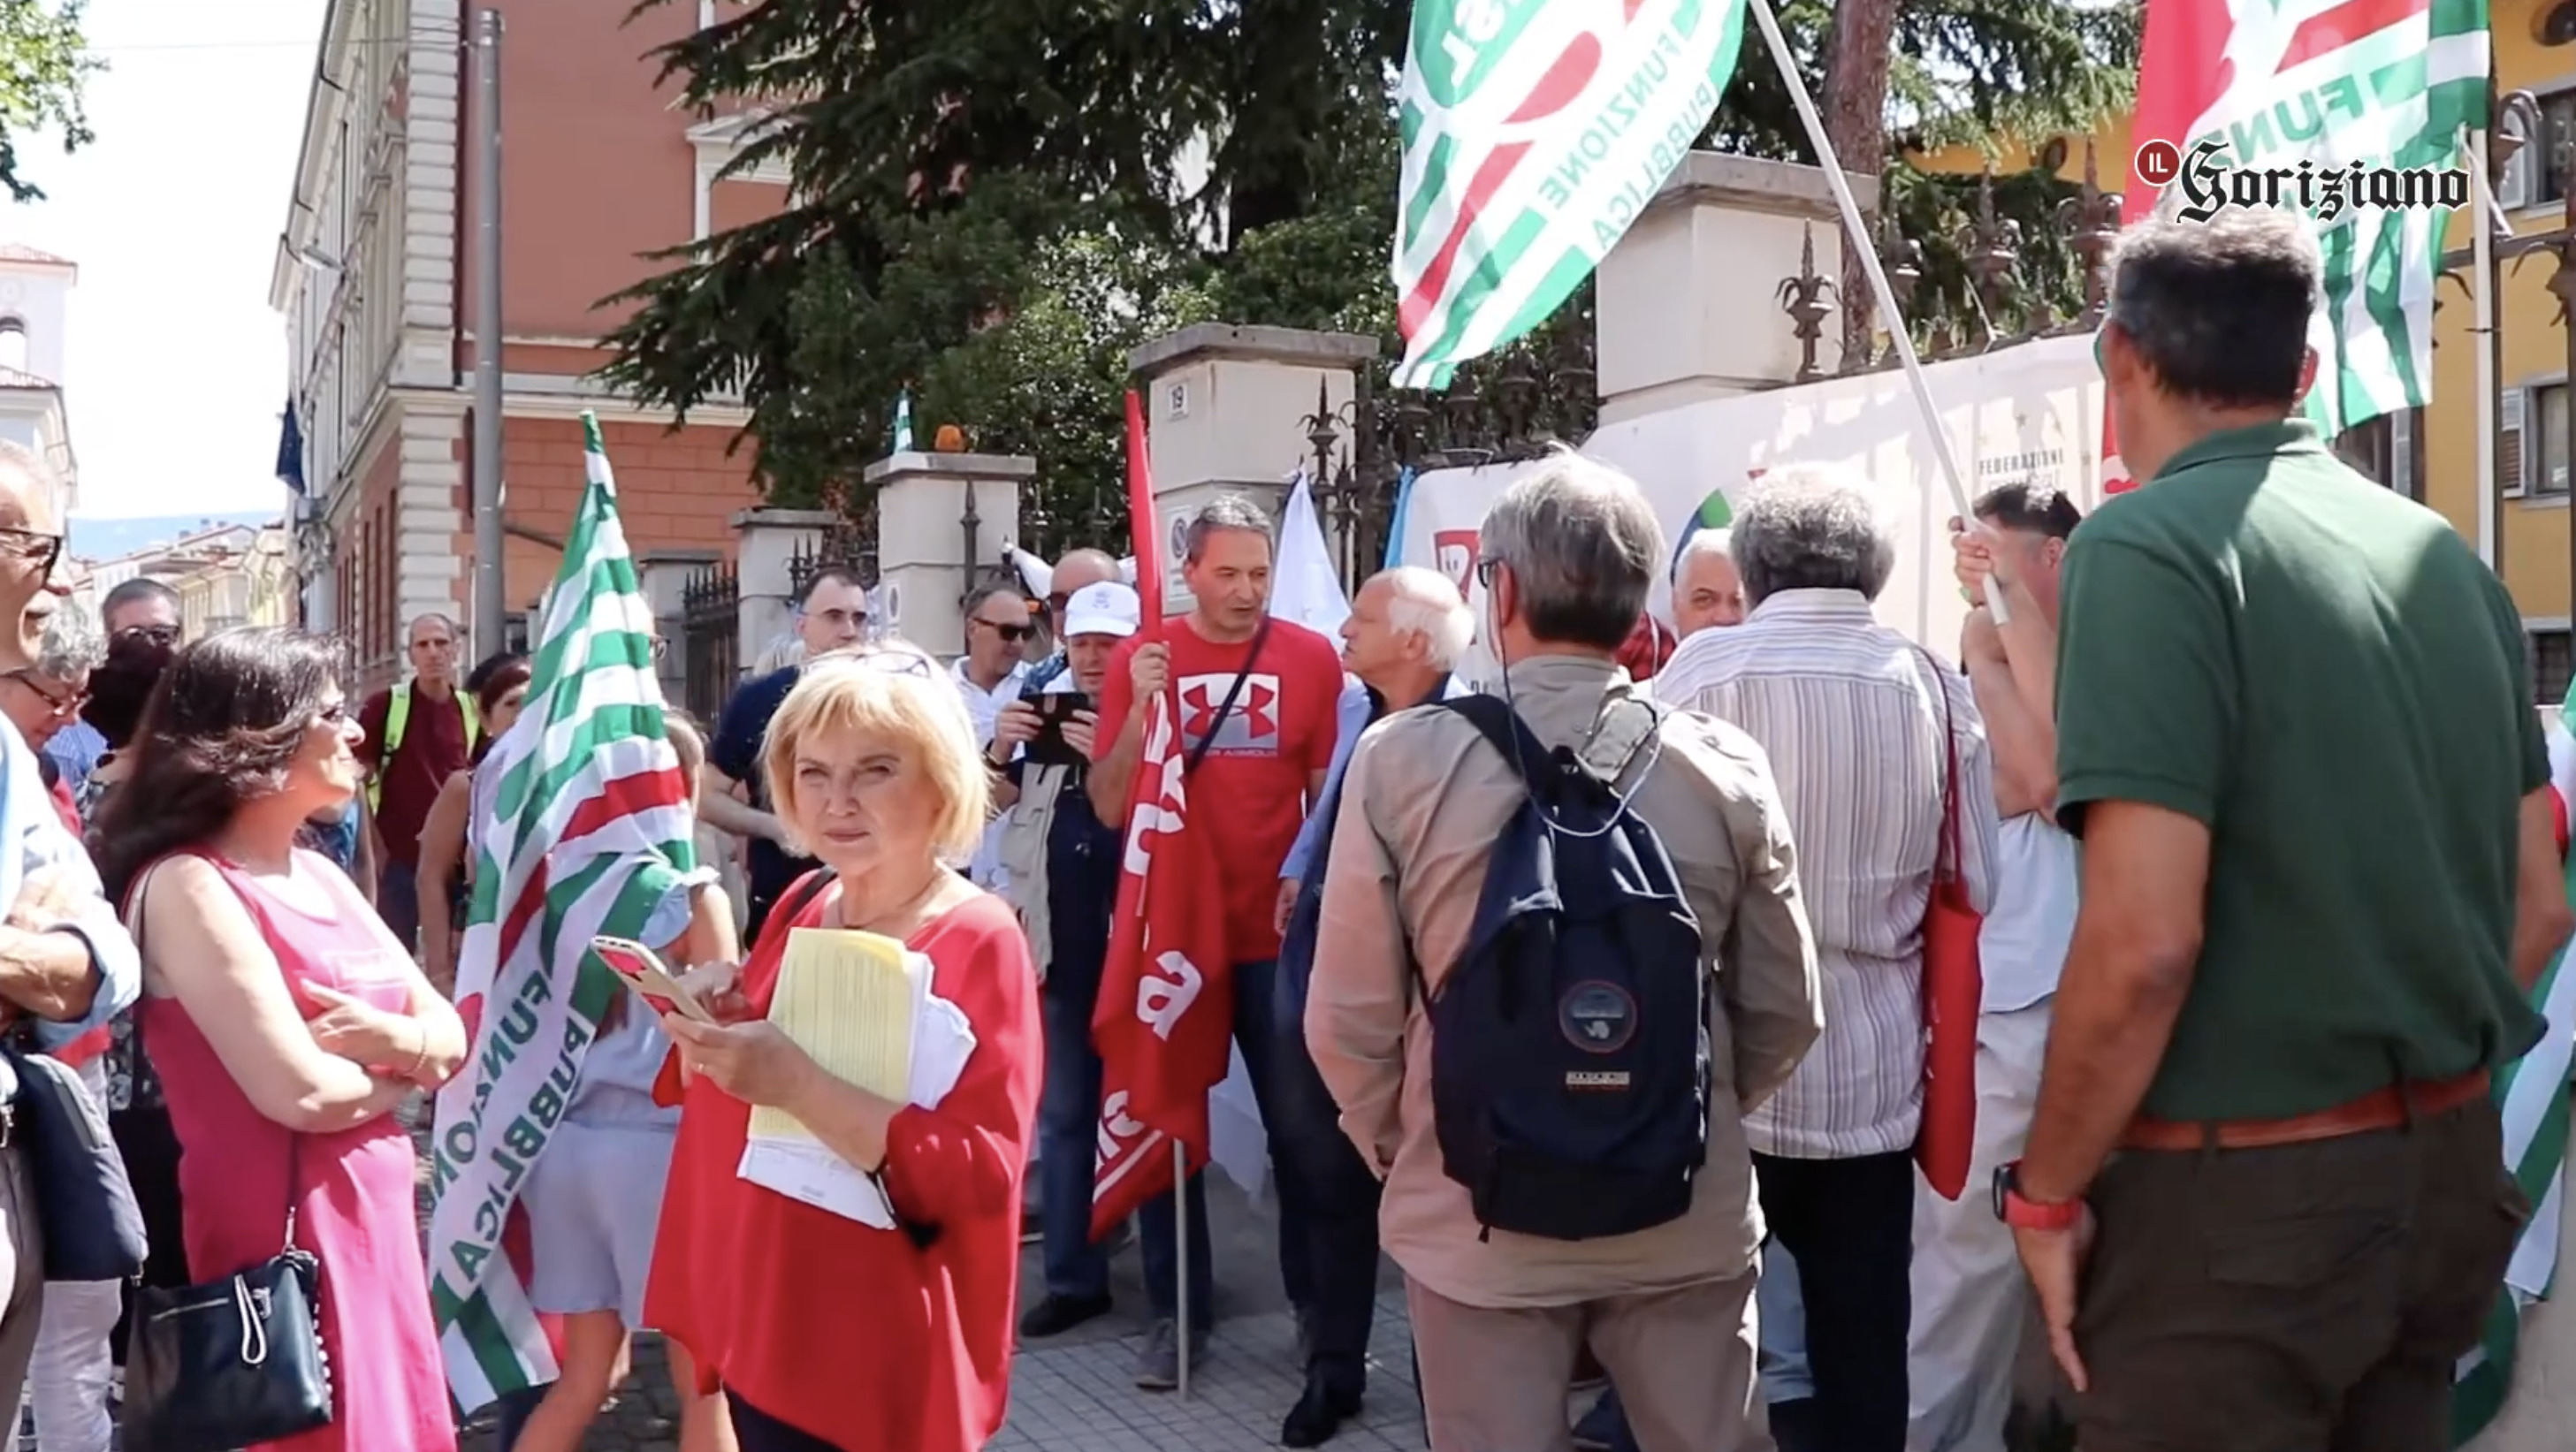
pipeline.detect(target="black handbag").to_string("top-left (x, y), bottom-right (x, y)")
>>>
top-left (122, 1133), bottom-right (332, 1452)
top-left (0, 1040), bottom-right (146, 1281)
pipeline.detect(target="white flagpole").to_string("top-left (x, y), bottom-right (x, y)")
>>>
top-left (2470, 124), bottom-right (2500, 566)
top-left (1741, 0), bottom-right (2011, 626)
top-left (1174, 1140), bottom-right (1193, 1399)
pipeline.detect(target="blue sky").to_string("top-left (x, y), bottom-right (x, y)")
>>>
top-left (13, 0), bottom-right (326, 520)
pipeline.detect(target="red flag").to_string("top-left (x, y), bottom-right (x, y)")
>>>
top-left (1126, 390), bottom-right (1162, 622)
top-left (2101, 0), bottom-right (2238, 495)
top-left (1088, 692), bottom-right (1236, 1239)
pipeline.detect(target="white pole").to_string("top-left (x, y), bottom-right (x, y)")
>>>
top-left (2470, 125), bottom-right (2499, 566)
top-left (1173, 1140), bottom-right (1192, 1399)
top-left (1741, 0), bottom-right (2011, 626)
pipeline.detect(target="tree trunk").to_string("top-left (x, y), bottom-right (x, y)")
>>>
top-left (1819, 0), bottom-right (1896, 366)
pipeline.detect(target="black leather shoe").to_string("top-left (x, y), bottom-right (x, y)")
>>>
top-left (1016, 1291), bottom-right (1112, 1339)
top-left (1280, 1374), bottom-right (1362, 1448)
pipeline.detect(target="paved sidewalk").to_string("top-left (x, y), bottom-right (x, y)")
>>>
top-left (429, 1121), bottom-right (1431, 1452)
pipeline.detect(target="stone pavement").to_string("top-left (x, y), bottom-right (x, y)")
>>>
top-left (423, 1107), bottom-right (1434, 1452)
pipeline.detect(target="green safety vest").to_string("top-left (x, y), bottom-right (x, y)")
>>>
top-left (365, 680), bottom-right (482, 811)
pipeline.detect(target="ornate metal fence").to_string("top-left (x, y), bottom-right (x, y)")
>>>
top-left (680, 559), bottom-right (738, 722)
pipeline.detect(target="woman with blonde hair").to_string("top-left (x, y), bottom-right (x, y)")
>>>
top-left (644, 643), bottom-right (1040, 1452)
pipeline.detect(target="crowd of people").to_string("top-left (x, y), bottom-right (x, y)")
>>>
top-left (0, 201), bottom-right (2542, 1452)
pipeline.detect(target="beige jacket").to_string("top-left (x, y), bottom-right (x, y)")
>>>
top-left (1307, 654), bottom-right (1822, 1310)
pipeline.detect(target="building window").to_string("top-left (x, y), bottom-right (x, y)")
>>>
top-left (2505, 88), bottom-right (2576, 210)
top-left (2534, 629), bottom-right (2574, 706)
top-left (2505, 384), bottom-right (2571, 496)
top-left (0, 320), bottom-right (29, 376)
top-left (2334, 409), bottom-right (2423, 498)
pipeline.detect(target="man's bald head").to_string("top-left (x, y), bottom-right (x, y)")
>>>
top-left (1049, 549), bottom-right (1122, 632)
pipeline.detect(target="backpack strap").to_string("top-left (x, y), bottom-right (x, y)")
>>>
top-left (1438, 695), bottom-right (1551, 783)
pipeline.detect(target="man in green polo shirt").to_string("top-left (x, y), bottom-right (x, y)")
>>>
top-left (1997, 206), bottom-right (2576, 1451)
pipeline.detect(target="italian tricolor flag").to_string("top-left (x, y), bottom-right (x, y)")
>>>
top-left (2107, 0), bottom-right (2486, 493)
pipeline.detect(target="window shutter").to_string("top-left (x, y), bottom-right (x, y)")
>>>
top-left (2391, 408), bottom-right (2417, 498)
top-left (2504, 387), bottom-right (2526, 494)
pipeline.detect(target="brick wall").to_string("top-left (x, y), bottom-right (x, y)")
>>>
top-left (482, 415), bottom-right (757, 612)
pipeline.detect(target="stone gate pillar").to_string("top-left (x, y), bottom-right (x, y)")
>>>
top-left (1594, 153), bottom-right (1879, 425)
top-left (865, 450), bottom-right (1033, 658)
top-left (731, 507), bottom-right (835, 667)
top-left (1126, 323), bottom-right (1379, 617)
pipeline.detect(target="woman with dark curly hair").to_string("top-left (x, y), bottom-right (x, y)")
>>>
top-left (98, 627), bottom-right (469, 1451)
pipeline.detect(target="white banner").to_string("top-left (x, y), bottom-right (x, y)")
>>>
top-left (1393, 334), bottom-right (2102, 681)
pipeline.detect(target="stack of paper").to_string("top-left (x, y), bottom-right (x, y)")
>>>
top-left (737, 926), bottom-right (978, 1228)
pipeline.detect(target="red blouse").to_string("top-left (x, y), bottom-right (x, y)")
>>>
top-left (644, 883), bottom-right (1041, 1452)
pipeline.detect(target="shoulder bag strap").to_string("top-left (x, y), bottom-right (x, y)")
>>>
top-left (1181, 616), bottom-right (1274, 778)
top-left (1905, 647), bottom-right (1966, 886)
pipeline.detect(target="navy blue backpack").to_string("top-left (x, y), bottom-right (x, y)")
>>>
top-left (1425, 693), bottom-right (1710, 1242)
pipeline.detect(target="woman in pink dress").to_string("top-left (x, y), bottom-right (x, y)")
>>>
top-left (94, 627), bottom-right (469, 1452)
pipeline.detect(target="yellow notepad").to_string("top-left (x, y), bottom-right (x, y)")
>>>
top-left (746, 927), bottom-right (920, 1144)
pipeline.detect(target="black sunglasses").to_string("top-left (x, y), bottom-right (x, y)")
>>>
top-left (977, 617), bottom-right (1033, 643)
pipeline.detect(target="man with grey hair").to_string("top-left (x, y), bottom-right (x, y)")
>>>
top-left (3, 603), bottom-right (100, 764)
top-left (1269, 564), bottom-right (1471, 1446)
top-left (1087, 490), bottom-right (1347, 1391)
top-left (1655, 461), bottom-right (1998, 1452)
top-left (2012, 208), bottom-right (2567, 1450)
top-left (0, 439), bottom-right (139, 1417)
top-left (1308, 453), bottom-right (1820, 1451)
top-left (1671, 527), bottom-right (1747, 637)
top-left (355, 610), bottom-right (476, 954)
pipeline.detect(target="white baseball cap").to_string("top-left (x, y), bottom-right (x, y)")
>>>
top-left (1063, 582), bottom-right (1141, 640)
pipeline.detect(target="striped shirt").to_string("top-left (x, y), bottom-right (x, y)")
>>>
top-left (1656, 589), bottom-right (1999, 1159)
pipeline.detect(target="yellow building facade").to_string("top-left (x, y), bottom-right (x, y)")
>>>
top-left (1917, 0), bottom-right (2576, 696)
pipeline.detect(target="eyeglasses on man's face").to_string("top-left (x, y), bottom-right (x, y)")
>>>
top-left (0, 528), bottom-right (61, 580)
top-left (974, 614), bottom-right (1033, 644)
top-left (114, 623), bottom-right (180, 648)
top-left (4, 669), bottom-right (83, 717)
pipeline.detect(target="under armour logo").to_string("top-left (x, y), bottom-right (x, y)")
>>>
top-left (1180, 679), bottom-right (1277, 741)
top-left (1180, 683), bottom-right (1220, 740)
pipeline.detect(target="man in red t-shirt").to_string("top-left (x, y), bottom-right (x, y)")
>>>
top-left (355, 612), bottom-right (474, 957)
top-left (1086, 492), bottom-right (1343, 1389)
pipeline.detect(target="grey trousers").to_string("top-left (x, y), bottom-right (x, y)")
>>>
top-left (1407, 1268), bottom-right (1774, 1452)
top-left (0, 1135), bottom-right (46, 1415)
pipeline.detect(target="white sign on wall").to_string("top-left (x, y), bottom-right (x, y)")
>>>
top-left (1394, 333), bottom-right (2102, 682)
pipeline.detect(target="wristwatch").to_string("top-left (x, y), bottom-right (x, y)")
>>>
top-left (1992, 1160), bottom-right (2081, 1230)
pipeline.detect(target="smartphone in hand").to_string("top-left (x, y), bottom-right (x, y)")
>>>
top-left (591, 935), bottom-right (718, 1024)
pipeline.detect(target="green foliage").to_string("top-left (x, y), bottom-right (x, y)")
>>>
top-left (0, 0), bottom-right (96, 203)
top-left (602, 0), bottom-right (2142, 535)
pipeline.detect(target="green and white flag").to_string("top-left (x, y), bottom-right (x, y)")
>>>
top-left (2134, 0), bottom-right (2487, 439)
top-left (2455, 702), bottom-right (2576, 1445)
top-left (1391, 0), bottom-right (1751, 388)
top-left (893, 389), bottom-right (916, 453)
top-left (427, 412), bottom-right (702, 1412)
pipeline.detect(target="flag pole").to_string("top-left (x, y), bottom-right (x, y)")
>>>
top-left (1173, 1140), bottom-right (1193, 1399)
top-left (1741, 0), bottom-right (2010, 626)
top-left (2469, 122), bottom-right (2499, 566)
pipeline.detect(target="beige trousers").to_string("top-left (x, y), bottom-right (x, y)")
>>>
top-left (1406, 1268), bottom-right (1775, 1452)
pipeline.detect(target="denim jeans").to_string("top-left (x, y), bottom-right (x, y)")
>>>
top-left (1035, 967), bottom-right (1122, 1301)
top-left (1134, 957), bottom-right (1315, 1328)
top-left (1269, 940), bottom-right (1384, 1390)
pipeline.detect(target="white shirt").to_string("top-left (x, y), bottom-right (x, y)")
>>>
top-left (1656, 589), bottom-right (1999, 1159)
top-left (950, 657), bottom-right (1029, 746)
top-left (1978, 812), bottom-right (2077, 1013)
top-left (953, 658), bottom-right (1027, 890)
